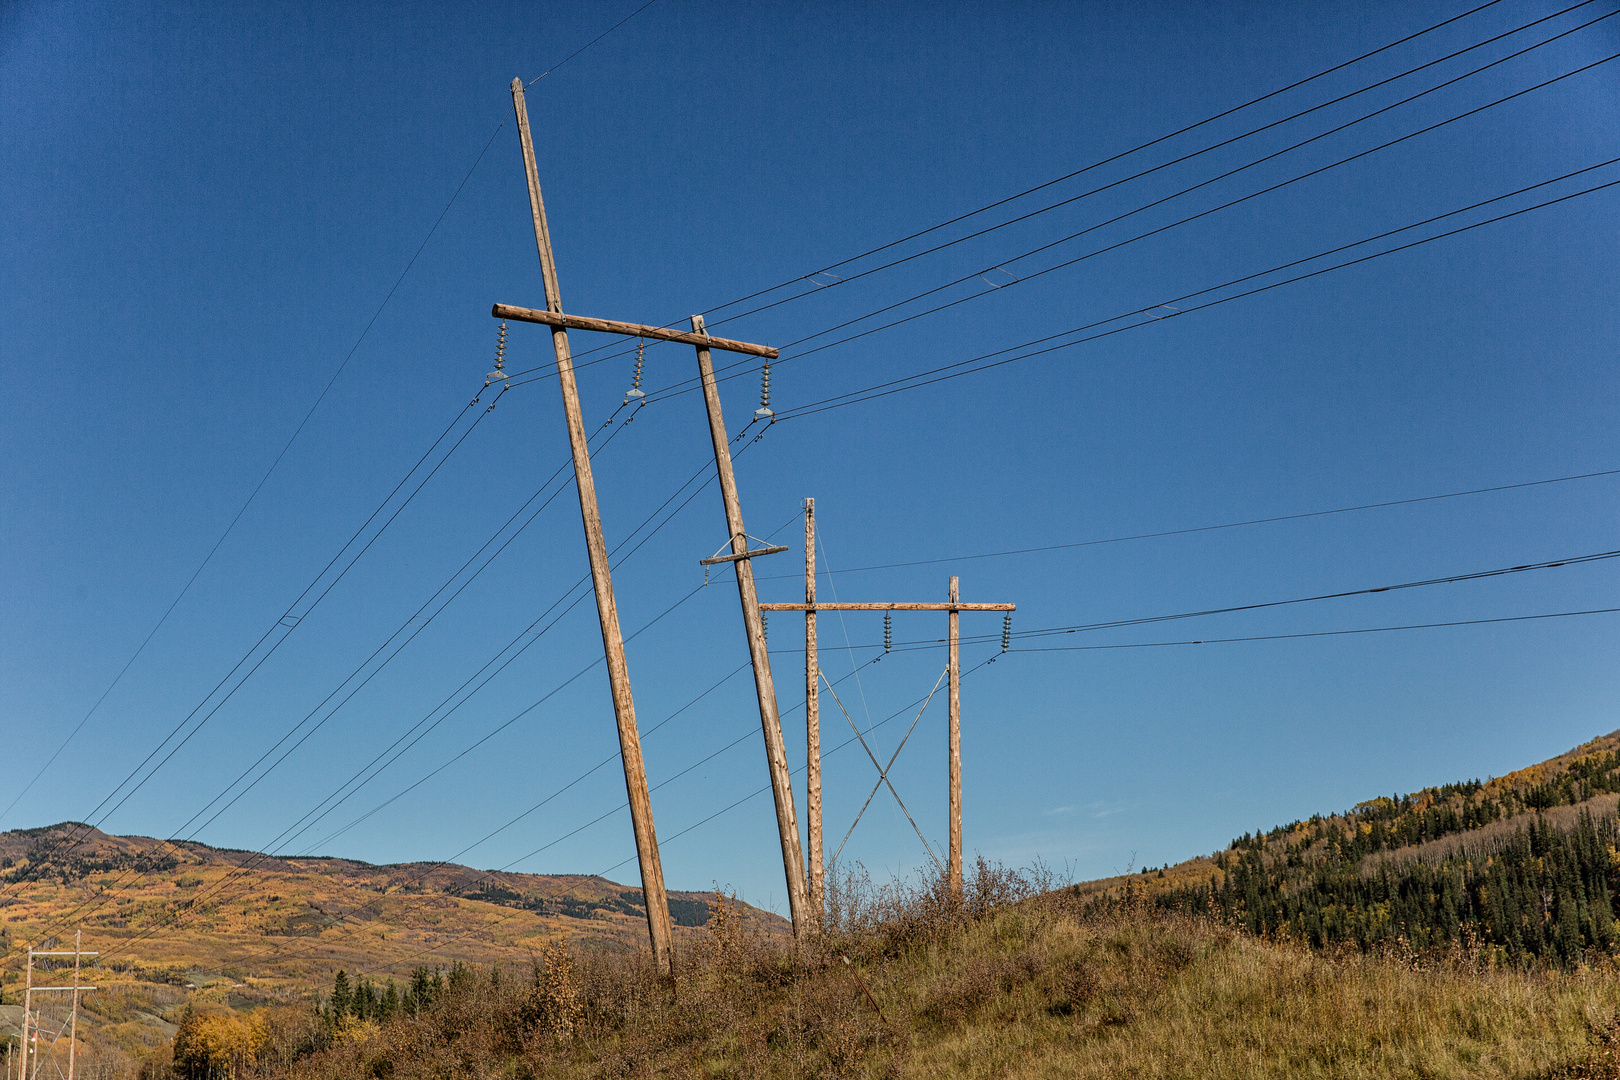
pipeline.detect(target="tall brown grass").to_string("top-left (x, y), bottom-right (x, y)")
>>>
top-left (145, 858), bottom-right (1620, 1079)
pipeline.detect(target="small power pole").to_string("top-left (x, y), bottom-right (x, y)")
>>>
top-left (764, 509), bottom-right (1013, 904)
top-left (804, 498), bottom-right (822, 919)
top-left (18, 933), bottom-right (96, 1080)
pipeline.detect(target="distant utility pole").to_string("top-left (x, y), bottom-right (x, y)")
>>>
top-left (18, 932), bottom-right (95, 1080)
top-left (763, 509), bottom-right (1014, 903)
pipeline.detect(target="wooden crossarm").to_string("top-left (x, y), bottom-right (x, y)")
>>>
top-left (759, 602), bottom-right (1014, 612)
top-left (493, 304), bottom-right (779, 359)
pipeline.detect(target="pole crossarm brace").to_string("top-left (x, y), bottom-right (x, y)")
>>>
top-left (701, 545), bottom-right (789, 566)
top-left (493, 304), bottom-right (779, 359)
top-left (761, 602), bottom-right (1015, 612)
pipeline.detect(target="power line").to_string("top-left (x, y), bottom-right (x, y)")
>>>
top-left (754, 27), bottom-right (1619, 379)
top-left (3, 389), bottom-right (503, 909)
top-left (502, 0), bottom-right (1527, 374)
top-left (701, 0), bottom-right (1605, 332)
top-left (9, 385), bottom-right (537, 944)
top-left (501, 1), bottom-right (1606, 394)
top-left (17, 401), bottom-right (667, 950)
top-left (0, 116), bottom-right (515, 832)
top-left (768, 163), bottom-right (1620, 421)
top-left (1006, 550), bottom-right (1620, 641)
top-left (1010, 606), bottom-right (1620, 651)
top-left (755, 467), bottom-right (1620, 580)
top-left (87, 429), bottom-right (789, 961)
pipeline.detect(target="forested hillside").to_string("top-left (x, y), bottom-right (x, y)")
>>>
top-left (1109, 731), bottom-right (1620, 966)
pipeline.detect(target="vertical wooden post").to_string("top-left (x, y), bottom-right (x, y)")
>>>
top-left (690, 315), bottom-right (813, 941)
top-left (65, 933), bottom-right (79, 1080)
top-left (510, 77), bottom-right (673, 974)
top-left (948, 576), bottom-right (962, 899)
top-left (804, 497), bottom-right (822, 921)
top-left (18, 953), bottom-right (30, 1080)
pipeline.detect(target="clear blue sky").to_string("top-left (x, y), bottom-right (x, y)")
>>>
top-left (2, 0), bottom-right (1617, 920)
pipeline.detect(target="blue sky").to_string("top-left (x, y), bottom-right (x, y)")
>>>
top-left (2, 0), bottom-right (1618, 923)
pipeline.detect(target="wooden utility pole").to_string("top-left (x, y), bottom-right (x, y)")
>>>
top-left (804, 499), bottom-right (822, 919)
top-left (690, 315), bottom-right (812, 940)
top-left (507, 77), bottom-right (673, 974)
top-left (763, 550), bottom-right (1011, 900)
top-left (947, 577), bottom-right (962, 898)
top-left (495, 78), bottom-right (798, 947)
top-left (18, 937), bottom-right (96, 1080)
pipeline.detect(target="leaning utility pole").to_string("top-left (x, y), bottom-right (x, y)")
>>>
top-left (764, 526), bottom-right (1013, 901)
top-left (690, 315), bottom-right (811, 938)
top-left (505, 77), bottom-right (673, 974)
top-left (495, 78), bottom-right (806, 946)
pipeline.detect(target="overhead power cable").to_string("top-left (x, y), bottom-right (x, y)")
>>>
top-left (765, 161), bottom-right (1620, 421)
top-left (89, 434), bottom-right (789, 961)
top-left (700, 0), bottom-right (1607, 333)
top-left (1009, 606), bottom-right (1620, 651)
top-left (3, 389), bottom-right (504, 908)
top-left (10, 386), bottom-right (556, 946)
top-left (188, 508), bottom-right (808, 971)
top-left (501, 0), bottom-right (1534, 383)
top-left (500, 0), bottom-right (1597, 389)
top-left (755, 467), bottom-right (1620, 581)
top-left (565, 53), bottom-right (1619, 420)
top-left (0, 116), bottom-right (514, 831)
top-left (20, 402), bottom-right (687, 952)
top-left (1006, 550), bottom-right (1620, 641)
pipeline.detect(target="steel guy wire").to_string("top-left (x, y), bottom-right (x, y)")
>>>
top-left (524, 0), bottom-right (664, 88)
top-left (595, 653), bottom-right (1005, 879)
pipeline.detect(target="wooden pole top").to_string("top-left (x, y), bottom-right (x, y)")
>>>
top-left (759, 601), bottom-right (1014, 612)
top-left (493, 303), bottom-right (779, 359)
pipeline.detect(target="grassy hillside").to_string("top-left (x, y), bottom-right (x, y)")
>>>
top-left (0, 823), bottom-right (783, 1076)
top-left (140, 866), bottom-right (1620, 1080)
top-left (1075, 729), bottom-right (1620, 967)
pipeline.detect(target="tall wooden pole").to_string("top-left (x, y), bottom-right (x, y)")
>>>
top-left (690, 315), bottom-right (813, 940)
top-left (804, 498), bottom-right (822, 920)
top-left (510, 77), bottom-right (673, 974)
top-left (18, 953), bottom-right (30, 1080)
top-left (948, 576), bottom-right (962, 899)
top-left (65, 933), bottom-right (79, 1080)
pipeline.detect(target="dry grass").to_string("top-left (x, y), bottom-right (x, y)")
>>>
top-left (212, 861), bottom-right (1620, 1080)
